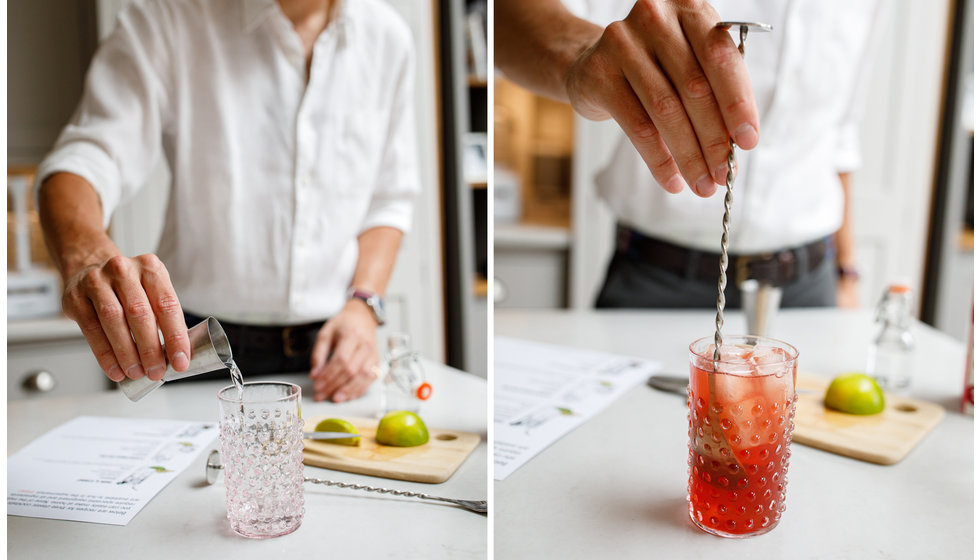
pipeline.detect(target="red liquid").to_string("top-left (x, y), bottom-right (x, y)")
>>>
top-left (687, 345), bottom-right (797, 537)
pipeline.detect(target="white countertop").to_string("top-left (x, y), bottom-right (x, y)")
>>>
top-left (494, 308), bottom-right (973, 559)
top-left (7, 359), bottom-right (487, 558)
top-left (7, 316), bottom-right (83, 344)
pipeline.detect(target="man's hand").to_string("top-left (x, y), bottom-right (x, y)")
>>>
top-left (62, 254), bottom-right (191, 382)
top-left (309, 300), bottom-right (381, 402)
top-left (38, 172), bottom-right (191, 384)
top-left (496, 0), bottom-right (759, 197)
top-left (565, 1), bottom-right (757, 197)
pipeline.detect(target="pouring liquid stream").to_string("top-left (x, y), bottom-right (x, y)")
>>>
top-left (226, 359), bottom-right (246, 423)
top-left (227, 359), bottom-right (245, 398)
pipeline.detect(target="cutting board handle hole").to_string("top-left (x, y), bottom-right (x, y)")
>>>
top-left (436, 434), bottom-right (458, 441)
top-left (895, 404), bottom-right (918, 413)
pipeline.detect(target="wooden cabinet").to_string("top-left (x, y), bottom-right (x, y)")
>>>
top-left (492, 78), bottom-right (577, 309)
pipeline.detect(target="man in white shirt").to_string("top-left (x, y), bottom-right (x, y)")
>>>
top-left (37, 0), bottom-right (419, 402)
top-left (496, 0), bottom-right (876, 308)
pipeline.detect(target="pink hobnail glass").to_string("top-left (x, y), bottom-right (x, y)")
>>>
top-left (687, 335), bottom-right (798, 538)
top-left (218, 382), bottom-right (305, 538)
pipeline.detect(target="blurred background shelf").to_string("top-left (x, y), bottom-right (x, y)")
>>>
top-left (438, 0), bottom-right (487, 375)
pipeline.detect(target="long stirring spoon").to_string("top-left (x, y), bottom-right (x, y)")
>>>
top-left (204, 450), bottom-right (487, 514)
top-left (712, 21), bottom-right (773, 361)
top-left (703, 20), bottom-right (772, 484)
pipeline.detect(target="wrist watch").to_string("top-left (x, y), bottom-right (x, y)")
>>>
top-left (346, 287), bottom-right (386, 325)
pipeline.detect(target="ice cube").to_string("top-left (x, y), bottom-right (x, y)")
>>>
top-left (710, 344), bottom-right (755, 376)
top-left (751, 345), bottom-right (786, 365)
top-left (751, 345), bottom-right (795, 379)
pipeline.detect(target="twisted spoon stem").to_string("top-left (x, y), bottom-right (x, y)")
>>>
top-left (304, 476), bottom-right (487, 514)
top-left (713, 24), bottom-right (747, 361)
top-left (713, 140), bottom-right (736, 361)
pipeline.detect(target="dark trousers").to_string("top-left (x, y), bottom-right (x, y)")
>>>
top-left (595, 234), bottom-right (837, 309)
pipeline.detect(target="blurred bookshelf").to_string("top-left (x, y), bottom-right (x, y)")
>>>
top-left (439, 0), bottom-right (487, 374)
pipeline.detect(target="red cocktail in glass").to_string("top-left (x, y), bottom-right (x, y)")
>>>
top-left (688, 335), bottom-right (798, 538)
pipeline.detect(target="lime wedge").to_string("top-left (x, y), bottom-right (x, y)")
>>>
top-left (314, 418), bottom-right (361, 446)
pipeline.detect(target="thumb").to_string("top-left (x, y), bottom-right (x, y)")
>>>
top-left (310, 323), bottom-right (335, 373)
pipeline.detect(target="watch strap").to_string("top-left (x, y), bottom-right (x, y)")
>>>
top-left (346, 287), bottom-right (385, 325)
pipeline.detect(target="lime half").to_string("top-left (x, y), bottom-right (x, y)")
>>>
top-left (824, 373), bottom-right (886, 415)
top-left (375, 411), bottom-right (429, 447)
top-left (314, 418), bottom-right (361, 446)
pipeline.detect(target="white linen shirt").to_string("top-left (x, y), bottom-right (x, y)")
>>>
top-left (36, 0), bottom-right (420, 325)
top-left (562, 0), bottom-right (880, 253)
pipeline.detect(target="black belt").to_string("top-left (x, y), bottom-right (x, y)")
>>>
top-left (615, 225), bottom-right (830, 286)
top-left (184, 313), bottom-right (325, 359)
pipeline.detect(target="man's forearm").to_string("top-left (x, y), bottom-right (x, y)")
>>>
top-left (834, 172), bottom-right (856, 271)
top-left (38, 172), bottom-right (122, 280)
top-left (350, 226), bottom-right (404, 295)
top-left (495, 0), bottom-right (601, 101)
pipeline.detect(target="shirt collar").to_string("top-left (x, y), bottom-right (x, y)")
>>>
top-left (242, 0), bottom-right (351, 36)
top-left (242, 0), bottom-right (276, 32)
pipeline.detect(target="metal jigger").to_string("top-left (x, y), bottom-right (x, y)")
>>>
top-left (119, 316), bottom-right (232, 401)
top-left (740, 279), bottom-right (783, 337)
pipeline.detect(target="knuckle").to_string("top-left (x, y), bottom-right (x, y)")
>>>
top-left (600, 20), bottom-right (630, 50)
top-left (97, 301), bottom-right (125, 322)
top-left (125, 299), bottom-right (153, 320)
top-left (139, 344), bottom-right (163, 361)
top-left (650, 153), bottom-right (677, 175)
top-left (649, 93), bottom-right (685, 122)
top-left (724, 95), bottom-right (751, 116)
top-left (633, 0), bottom-right (665, 24)
top-left (79, 318), bottom-right (105, 336)
top-left (677, 151), bottom-right (705, 172)
top-left (683, 72), bottom-right (713, 101)
top-left (104, 255), bottom-right (131, 277)
top-left (79, 268), bottom-right (103, 290)
top-left (703, 37), bottom-right (739, 70)
top-left (627, 116), bottom-right (659, 140)
top-left (155, 293), bottom-right (182, 315)
top-left (163, 330), bottom-right (188, 350)
top-left (95, 348), bottom-right (117, 367)
top-left (135, 253), bottom-right (162, 268)
top-left (136, 253), bottom-right (167, 277)
top-left (704, 135), bottom-right (732, 155)
top-left (672, 0), bottom-right (704, 10)
top-left (62, 290), bottom-right (86, 314)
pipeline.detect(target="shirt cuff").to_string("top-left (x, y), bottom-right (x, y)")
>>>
top-left (359, 197), bottom-right (415, 234)
top-left (35, 141), bottom-right (123, 230)
top-left (834, 122), bottom-right (863, 173)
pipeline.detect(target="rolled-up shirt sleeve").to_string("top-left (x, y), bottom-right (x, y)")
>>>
top-left (35, 1), bottom-right (171, 230)
top-left (834, 1), bottom-right (882, 174)
top-left (359, 30), bottom-right (419, 234)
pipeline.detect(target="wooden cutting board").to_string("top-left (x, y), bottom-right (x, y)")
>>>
top-left (793, 372), bottom-right (945, 465)
top-left (302, 416), bottom-right (481, 483)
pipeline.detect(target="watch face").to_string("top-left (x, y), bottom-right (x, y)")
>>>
top-left (367, 295), bottom-right (386, 325)
top-left (349, 289), bottom-right (385, 325)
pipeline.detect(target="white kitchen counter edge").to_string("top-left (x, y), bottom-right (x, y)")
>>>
top-left (8, 316), bottom-right (83, 344)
